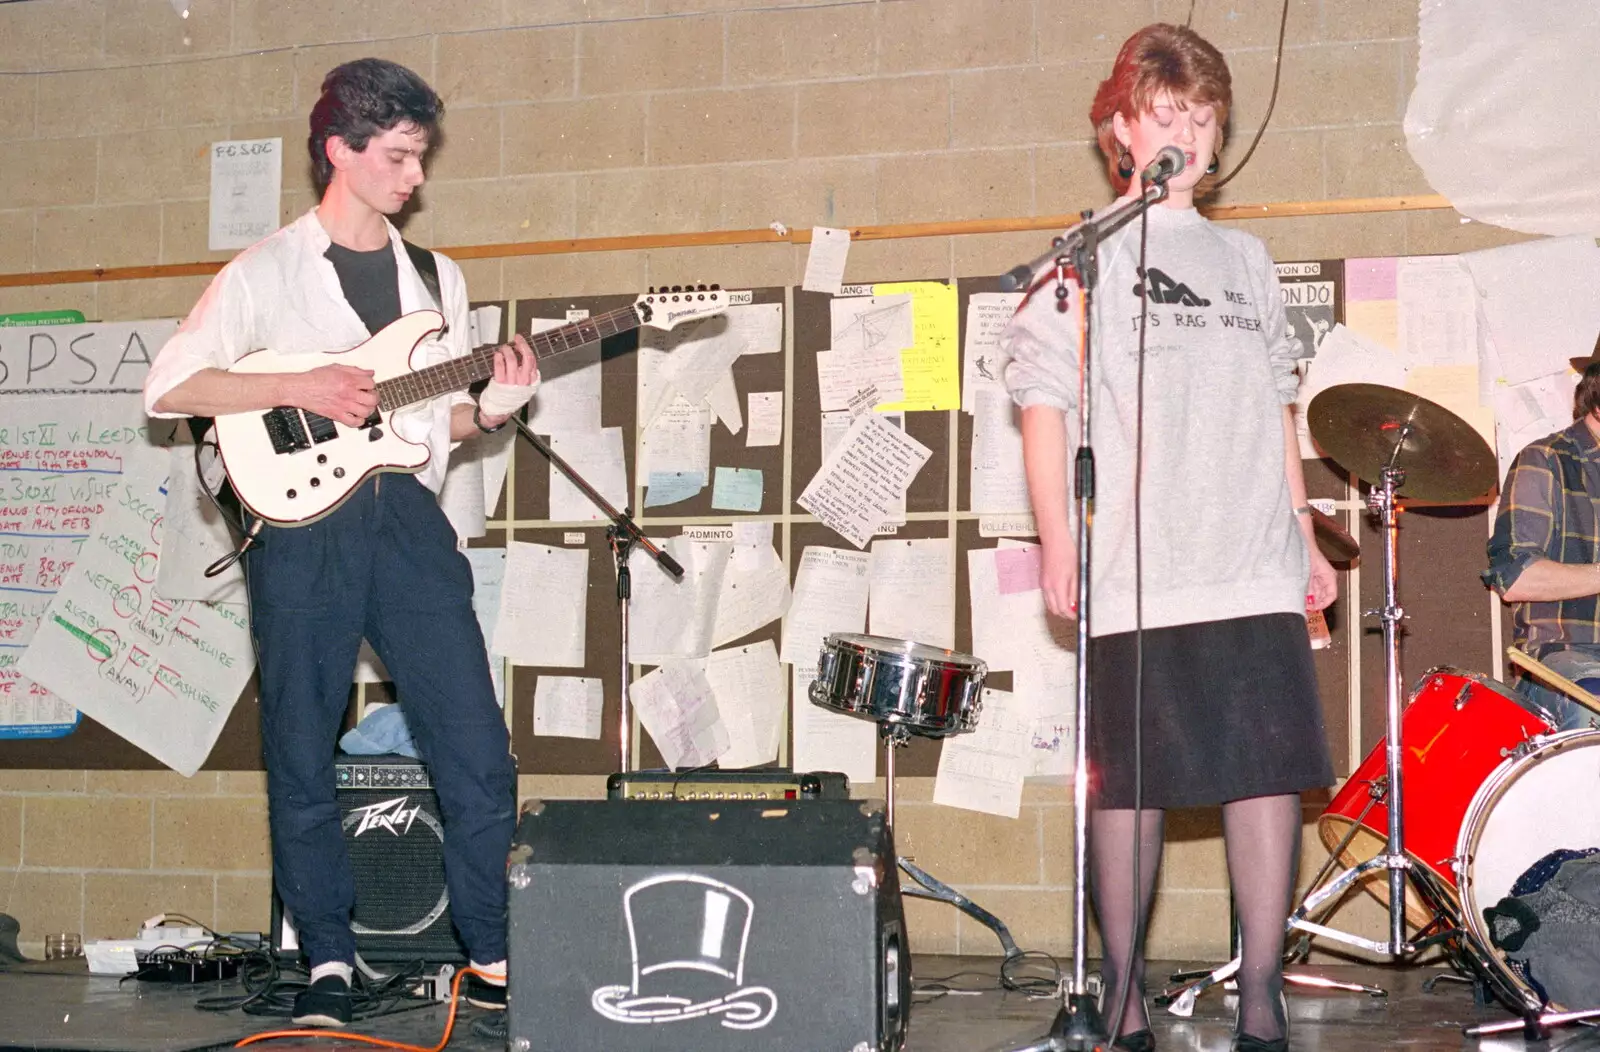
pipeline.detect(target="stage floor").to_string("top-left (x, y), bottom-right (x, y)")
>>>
top-left (0, 954), bottom-right (1556, 1051)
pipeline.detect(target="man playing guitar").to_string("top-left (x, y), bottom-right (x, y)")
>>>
top-left (143, 59), bottom-right (534, 1025)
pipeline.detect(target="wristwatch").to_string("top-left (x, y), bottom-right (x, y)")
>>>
top-left (472, 402), bottom-right (507, 434)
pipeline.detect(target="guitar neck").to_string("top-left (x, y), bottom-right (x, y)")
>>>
top-left (375, 304), bottom-right (642, 412)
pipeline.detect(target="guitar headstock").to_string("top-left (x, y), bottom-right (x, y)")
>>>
top-left (634, 284), bottom-right (737, 331)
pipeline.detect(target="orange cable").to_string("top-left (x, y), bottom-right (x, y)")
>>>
top-left (233, 965), bottom-right (500, 1051)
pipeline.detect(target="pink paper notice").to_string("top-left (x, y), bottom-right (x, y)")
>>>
top-left (994, 546), bottom-right (1042, 595)
top-left (1345, 257), bottom-right (1397, 302)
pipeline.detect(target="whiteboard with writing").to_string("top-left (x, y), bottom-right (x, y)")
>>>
top-left (0, 320), bottom-right (176, 392)
top-left (0, 395), bottom-right (176, 737)
top-left (18, 470), bottom-right (252, 775)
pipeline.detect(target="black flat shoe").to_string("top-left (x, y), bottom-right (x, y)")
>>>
top-left (1113, 1029), bottom-right (1156, 1052)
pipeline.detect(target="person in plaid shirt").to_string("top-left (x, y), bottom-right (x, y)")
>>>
top-left (1485, 361), bottom-right (1600, 732)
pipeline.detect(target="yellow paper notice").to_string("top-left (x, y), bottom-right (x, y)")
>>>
top-left (871, 280), bottom-right (960, 412)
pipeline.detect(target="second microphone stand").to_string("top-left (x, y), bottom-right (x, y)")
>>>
top-left (509, 414), bottom-right (682, 773)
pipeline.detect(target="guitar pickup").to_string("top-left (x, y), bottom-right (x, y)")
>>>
top-left (262, 407), bottom-right (311, 454)
top-left (305, 413), bottom-right (339, 444)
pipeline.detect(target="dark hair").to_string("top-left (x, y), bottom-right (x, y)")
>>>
top-left (1575, 361), bottom-right (1600, 420)
top-left (308, 58), bottom-right (443, 191)
top-left (1089, 23), bottom-right (1232, 198)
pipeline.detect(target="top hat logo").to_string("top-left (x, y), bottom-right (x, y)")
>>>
top-left (590, 873), bottom-right (778, 1030)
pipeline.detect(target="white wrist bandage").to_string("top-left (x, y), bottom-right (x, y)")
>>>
top-left (477, 378), bottom-right (538, 418)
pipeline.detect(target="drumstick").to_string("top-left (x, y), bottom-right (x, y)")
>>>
top-left (1505, 647), bottom-right (1600, 716)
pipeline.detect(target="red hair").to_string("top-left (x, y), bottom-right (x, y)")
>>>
top-left (1089, 24), bottom-right (1232, 198)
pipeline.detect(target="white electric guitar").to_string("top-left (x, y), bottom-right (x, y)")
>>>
top-left (211, 285), bottom-right (732, 525)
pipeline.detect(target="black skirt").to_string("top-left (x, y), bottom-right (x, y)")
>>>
top-left (1087, 612), bottom-right (1334, 809)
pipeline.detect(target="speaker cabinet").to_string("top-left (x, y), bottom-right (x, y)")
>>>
top-left (271, 754), bottom-right (467, 965)
top-left (507, 799), bottom-right (909, 1052)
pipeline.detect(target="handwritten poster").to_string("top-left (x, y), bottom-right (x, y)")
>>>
top-left (798, 412), bottom-right (931, 548)
top-left (19, 470), bottom-right (253, 775)
top-left (0, 320), bottom-right (176, 393)
top-left (0, 395), bottom-right (174, 738)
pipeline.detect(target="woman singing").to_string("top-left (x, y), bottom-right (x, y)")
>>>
top-left (1001, 23), bottom-right (1337, 1052)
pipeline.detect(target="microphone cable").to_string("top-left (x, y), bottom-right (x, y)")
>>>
top-left (1105, 198), bottom-right (1155, 1049)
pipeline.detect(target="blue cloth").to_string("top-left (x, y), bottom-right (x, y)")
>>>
top-left (245, 475), bottom-right (515, 968)
top-left (1514, 644), bottom-right (1600, 733)
top-left (339, 704), bottom-right (421, 759)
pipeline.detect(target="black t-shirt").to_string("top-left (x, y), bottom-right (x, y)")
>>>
top-left (325, 242), bottom-right (401, 336)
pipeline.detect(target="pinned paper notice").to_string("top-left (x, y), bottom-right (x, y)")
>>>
top-left (868, 538), bottom-right (955, 649)
top-left (799, 412), bottom-right (931, 549)
top-left (711, 466), bottom-right (763, 512)
top-left (493, 542), bottom-right (588, 667)
top-left (817, 348), bottom-right (905, 412)
top-left (933, 687), bottom-right (1035, 818)
top-left (962, 292), bottom-right (1024, 413)
top-left (630, 661), bottom-right (729, 769)
top-left (209, 138), bottom-right (282, 250)
top-left (549, 428), bottom-right (629, 521)
top-left (871, 281), bottom-right (961, 412)
top-left (705, 641), bottom-right (786, 769)
top-left (802, 227), bottom-right (851, 295)
top-left (645, 470), bottom-right (706, 507)
top-left (780, 546), bottom-right (870, 666)
top-left (629, 538), bottom-right (731, 664)
top-left (533, 676), bottom-right (604, 739)
top-left (994, 546), bottom-right (1041, 594)
top-left (746, 391), bottom-right (783, 447)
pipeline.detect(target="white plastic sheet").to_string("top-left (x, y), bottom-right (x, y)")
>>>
top-left (1404, 0), bottom-right (1600, 236)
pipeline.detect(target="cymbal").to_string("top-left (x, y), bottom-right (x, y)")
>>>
top-left (1306, 383), bottom-right (1497, 503)
top-left (1309, 507), bottom-right (1359, 563)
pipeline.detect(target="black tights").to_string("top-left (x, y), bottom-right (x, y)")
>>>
top-left (1091, 794), bottom-right (1302, 1042)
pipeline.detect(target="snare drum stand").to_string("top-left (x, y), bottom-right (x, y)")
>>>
top-left (1167, 441), bottom-right (1428, 1017)
top-left (878, 724), bottom-right (1022, 960)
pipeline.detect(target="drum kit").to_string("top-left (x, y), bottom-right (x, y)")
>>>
top-left (806, 381), bottom-right (1600, 1042)
top-left (1163, 382), bottom-right (1600, 1039)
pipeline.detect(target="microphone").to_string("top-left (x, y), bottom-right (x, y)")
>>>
top-left (1139, 145), bottom-right (1186, 186)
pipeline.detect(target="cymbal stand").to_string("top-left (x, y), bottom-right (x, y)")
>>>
top-left (878, 725), bottom-right (1021, 960)
top-left (1167, 436), bottom-right (1420, 1018)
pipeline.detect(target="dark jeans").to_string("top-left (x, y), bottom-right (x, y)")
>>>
top-left (245, 475), bottom-right (515, 968)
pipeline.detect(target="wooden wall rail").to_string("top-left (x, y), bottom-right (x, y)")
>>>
top-left (0, 193), bottom-right (1453, 290)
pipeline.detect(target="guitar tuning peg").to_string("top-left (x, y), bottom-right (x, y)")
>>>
top-left (670, 284), bottom-right (682, 293)
top-left (696, 283), bottom-right (707, 291)
top-left (711, 284), bottom-right (721, 291)
top-left (647, 286), bottom-right (655, 294)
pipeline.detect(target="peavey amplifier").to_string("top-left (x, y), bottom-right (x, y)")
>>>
top-left (507, 799), bottom-right (909, 1052)
top-left (271, 754), bottom-right (467, 965)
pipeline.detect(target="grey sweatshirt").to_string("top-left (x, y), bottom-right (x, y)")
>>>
top-left (1001, 204), bottom-right (1309, 636)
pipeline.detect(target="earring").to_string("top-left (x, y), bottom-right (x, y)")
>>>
top-left (1117, 150), bottom-right (1134, 179)
top-left (1206, 155), bottom-right (1219, 175)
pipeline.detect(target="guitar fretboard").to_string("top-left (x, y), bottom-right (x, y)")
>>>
top-left (376, 304), bottom-right (642, 412)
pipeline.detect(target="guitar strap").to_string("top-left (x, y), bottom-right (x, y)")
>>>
top-left (403, 239), bottom-right (443, 314)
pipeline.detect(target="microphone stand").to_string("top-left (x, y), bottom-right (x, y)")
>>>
top-left (509, 414), bottom-right (683, 773)
top-left (1000, 178), bottom-right (1172, 1052)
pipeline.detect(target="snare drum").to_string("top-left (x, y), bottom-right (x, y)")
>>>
top-left (1453, 730), bottom-right (1600, 1013)
top-left (810, 634), bottom-right (986, 736)
top-left (1317, 667), bottom-right (1550, 927)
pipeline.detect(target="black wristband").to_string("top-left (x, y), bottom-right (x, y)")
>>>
top-left (473, 402), bottom-right (507, 434)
